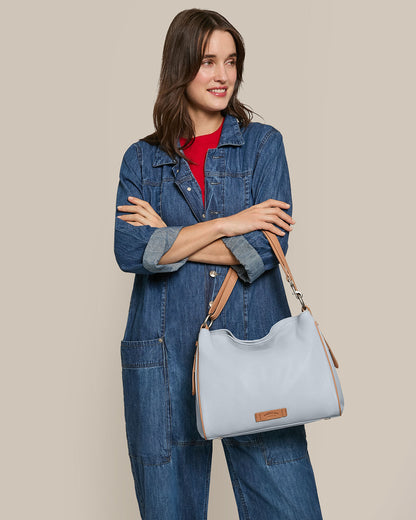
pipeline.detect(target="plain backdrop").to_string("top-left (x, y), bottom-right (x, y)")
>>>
top-left (1, 1), bottom-right (415, 518)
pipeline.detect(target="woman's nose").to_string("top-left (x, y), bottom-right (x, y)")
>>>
top-left (214, 64), bottom-right (227, 82)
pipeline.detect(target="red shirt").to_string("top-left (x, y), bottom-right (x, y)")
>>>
top-left (179, 117), bottom-right (224, 208)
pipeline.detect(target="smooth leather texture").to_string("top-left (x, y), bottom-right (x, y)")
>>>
top-left (194, 231), bottom-right (344, 441)
top-left (195, 309), bottom-right (344, 439)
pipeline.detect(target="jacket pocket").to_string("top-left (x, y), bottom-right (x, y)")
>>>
top-left (120, 337), bottom-right (171, 466)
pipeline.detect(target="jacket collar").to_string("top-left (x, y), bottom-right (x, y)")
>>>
top-left (152, 113), bottom-right (245, 167)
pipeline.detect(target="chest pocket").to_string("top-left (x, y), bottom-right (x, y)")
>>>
top-left (221, 170), bottom-right (253, 217)
top-left (143, 157), bottom-right (254, 226)
top-left (160, 176), bottom-right (200, 226)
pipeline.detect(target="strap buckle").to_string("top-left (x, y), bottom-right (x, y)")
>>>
top-left (202, 314), bottom-right (213, 329)
top-left (289, 278), bottom-right (307, 311)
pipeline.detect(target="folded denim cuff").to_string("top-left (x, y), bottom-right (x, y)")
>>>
top-left (221, 235), bottom-right (265, 283)
top-left (142, 226), bottom-right (188, 273)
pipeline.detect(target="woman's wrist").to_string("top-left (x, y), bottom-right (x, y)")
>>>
top-left (214, 216), bottom-right (229, 238)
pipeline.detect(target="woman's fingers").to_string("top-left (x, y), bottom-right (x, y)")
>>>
top-left (128, 196), bottom-right (160, 217)
top-left (265, 223), bottom-right (286, 236)
top-left (257, 198), bottom-right (290, 209)
top-left (118, 197), bottom-right (151, 214)
top-left (258, 200), bottom-right (296, 224)
top-left (117, 197), bottom-right (167, 227)
top-left (117, 205), bottom-right (139, 213)
top-left (263, 212), bottom-right (294, 232)
top-left (252, 203), bottom-right (295, 233)
top-left (117, 213), bottom-right (147, 226)
top-left (256, 200), bottom-right (295, 225)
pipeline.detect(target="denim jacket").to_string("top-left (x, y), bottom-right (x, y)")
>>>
top-left (114, 113), bottom-right (293, 344)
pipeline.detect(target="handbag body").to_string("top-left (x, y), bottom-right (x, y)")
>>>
top-left (192, 230), bottom-right (344, 441)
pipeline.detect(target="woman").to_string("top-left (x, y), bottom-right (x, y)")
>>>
top-left (114, 8), bottom-right (323, 520)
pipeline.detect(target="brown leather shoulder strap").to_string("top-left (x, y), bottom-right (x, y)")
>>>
top-left (203, 267), bottom-right (238, 326)
top-left (201, 230), bottom-right (304, 328)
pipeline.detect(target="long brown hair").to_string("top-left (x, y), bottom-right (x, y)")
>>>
top-left (142, 8), bottom-right (256, 161)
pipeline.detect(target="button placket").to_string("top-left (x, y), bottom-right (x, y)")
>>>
top-left (172, 159), bottom-right (204, 222)
top-left (204, 149), bottom-right (225, 223)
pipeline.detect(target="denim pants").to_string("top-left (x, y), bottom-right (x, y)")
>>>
top-left (121, 330), bottom-right (323, 520)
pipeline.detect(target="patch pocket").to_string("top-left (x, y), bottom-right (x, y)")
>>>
top-left (254, 425), bottom-right (308, 466)
top-left (120, 337), bottom-right (171, 466)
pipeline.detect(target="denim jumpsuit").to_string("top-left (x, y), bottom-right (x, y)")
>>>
top-left (114, 114), bottom-right (323, 519)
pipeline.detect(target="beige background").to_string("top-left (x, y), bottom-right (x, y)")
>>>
top-left (1, 1), bottom-right (415, 518)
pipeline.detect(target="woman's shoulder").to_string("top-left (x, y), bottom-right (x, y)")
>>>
top-left (120, 135), bottom-right (163, 165)
top-left (241, 119), bottom-right (284, 150)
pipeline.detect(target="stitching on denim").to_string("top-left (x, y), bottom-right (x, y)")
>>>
top-left (162, 338), bottom-right (173, 463)
top-left (122, 362), bottom-right (163, 368)
top-left (172, 440), bottom-right (209, 446)
top-left (222, 436), bottom-right (257, 447)
top-left (257, 435), bottom-right (308, 466)
top-left (221, 172), bottom-right (225, 217)
top-left (134, 142), bottom-right (144, 186)
top-left (222, 441), bottom-right (251, 520)
top-left (253, 128), bottom-right (283, 172)
top-left (130, 453), bottom-right (172, 467)
top-left (266, 452), bottom-right (308, 466)
top-left (160, 278), bottom-right (167, 337)
top-left (203, 170), bottom-right (252, 177)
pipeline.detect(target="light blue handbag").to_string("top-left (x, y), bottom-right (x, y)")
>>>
top-left (192, 230), bottom-right (344, 440)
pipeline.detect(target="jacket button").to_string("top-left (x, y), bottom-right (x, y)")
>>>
top-left (202, 213), bottom-right (206, 218)
top-left (187, 187), bottom-right (192, 191)
top-left (209, 270), bottom-right (217, 278)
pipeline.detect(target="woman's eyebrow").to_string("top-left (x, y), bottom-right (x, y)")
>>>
top-left (202, 53), bottom-right (237, 59)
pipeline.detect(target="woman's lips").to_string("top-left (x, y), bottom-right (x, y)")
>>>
top-left (207, 88), bottom-right (227, 97)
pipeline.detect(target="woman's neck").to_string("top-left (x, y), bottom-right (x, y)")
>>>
top-left (188, 110), bottom-right (224, 137)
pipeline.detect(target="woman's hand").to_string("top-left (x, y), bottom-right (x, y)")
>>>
top-left (117, 196), bottom-right (167, 227)
top-left (219, 199), bottom-right (295, 237)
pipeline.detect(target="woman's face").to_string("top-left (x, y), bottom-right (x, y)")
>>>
top-left (185, 30), bottom-right (237, 120)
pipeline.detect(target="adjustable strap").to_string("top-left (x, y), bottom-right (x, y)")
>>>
top-left (201, 230), bottom-right (307, 329)
top-left (201, 267), bottom-right (239, 328)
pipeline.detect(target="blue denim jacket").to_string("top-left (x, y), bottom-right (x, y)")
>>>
top-left (114, 114), bottom-right (293, 343)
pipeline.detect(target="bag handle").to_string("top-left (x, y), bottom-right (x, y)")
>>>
top-left (201, 230), bottom-right (309, 329)
top-left (200, 230), bottom-right (340, 369)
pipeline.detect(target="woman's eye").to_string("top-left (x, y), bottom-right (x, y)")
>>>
top-left (202, 60), bottom-right (236, 67)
